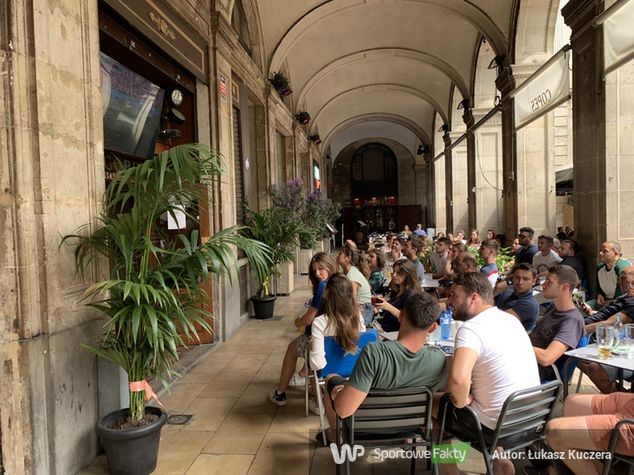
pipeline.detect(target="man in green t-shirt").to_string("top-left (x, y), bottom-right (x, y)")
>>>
top-left (321, 291), bottom-right (448, 444)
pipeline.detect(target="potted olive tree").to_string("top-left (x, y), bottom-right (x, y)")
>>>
top-left (242, 206), bottom-right (304, 318)
top-left (62, 144), bottom-right (270, 474)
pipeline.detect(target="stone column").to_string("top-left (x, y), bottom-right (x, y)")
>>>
top-left (495, 67), bottom-right (519, 241)
top-left (463, 105), bottom-right (477, 231)
top-left (426, 153), bottom-right (436, 228)
top-left (442, 127), bottom-right (454, 233)
top-left (562, 0), bottom-right (606, 294)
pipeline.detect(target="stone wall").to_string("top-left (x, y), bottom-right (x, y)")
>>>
top-left (0, 0), bottom-right (104, 473)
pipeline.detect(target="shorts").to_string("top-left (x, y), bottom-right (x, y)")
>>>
top-left (587, 392), bottom-right (634, 454)
top-left (439, 394), bottom-right (494, 446)
top-left (298, 334), bottom-right (309, 357)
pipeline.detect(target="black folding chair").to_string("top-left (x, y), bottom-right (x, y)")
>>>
top-left (335, 386), bottom-right (436, 475)
top-left (438, 380), bottom-right (562, 475)
top-left (602, 418), bottom-right (634, 475)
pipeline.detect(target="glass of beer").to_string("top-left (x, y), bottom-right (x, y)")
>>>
top-left (596, 325), bottom-right (616, 359)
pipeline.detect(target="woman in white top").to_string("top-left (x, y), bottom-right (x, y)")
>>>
top-left (309, 273), bottom-right (366, 370)
top-left (337, 242), bottom-right (373, 325)
top-left (269, 273), bottom-right (365, 406)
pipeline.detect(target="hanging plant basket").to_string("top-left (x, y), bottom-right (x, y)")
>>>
top-left (269, 73), bottom-right (292, 96)
top-left (296, 112), bottom-right (311, 125)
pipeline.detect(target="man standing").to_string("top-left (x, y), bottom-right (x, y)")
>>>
top-left (478, 240), bottom-right (499, 287)
top-left (440, 272), bottom-right (540, 475)
top-left (322, 292), bottom-right (447, 444)
top-left (558, 239), bottom-right (585, 282)
top-left (530, 265), bottom-right (585, 381)
top-left (514, 227), bottom-right (538, 265)
top-left (403, 236), bottom-right (425, 284)
top-left (494, 263), bottom-right (540, 332)
top-left (532, 235), bottom-right (562, 275)
top-left (427, 236), bottom-right (448, 279)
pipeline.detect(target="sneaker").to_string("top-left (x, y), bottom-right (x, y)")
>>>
top-left (288, 373), bottom-right (306, 387)
top-left (308, 397), bottom-right (323, 416)
top-left (269, 389), bottom-right (287, 406)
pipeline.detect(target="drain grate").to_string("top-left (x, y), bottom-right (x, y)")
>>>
top-left (167, 414), bottom-right (193, 425)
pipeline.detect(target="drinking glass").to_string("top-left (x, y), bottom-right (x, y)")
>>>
top-left (624, 324), bottom-right (634, 359)
top-left (596, 325), bottom-right (616, 359)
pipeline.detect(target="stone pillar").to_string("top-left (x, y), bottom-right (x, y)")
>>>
top-left (563, 0), bottom-right (607, 294)
top-left (495, 67), bottom-right (519, 240)
top-left (426, 154), bottom-right (436, 228)
top-left (442, 128), bottom-right (454, 233)
top-left (463, 105), bottom-right (477, 231)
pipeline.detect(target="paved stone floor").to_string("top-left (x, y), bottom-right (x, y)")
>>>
top-left (78, 276), bottom-right (599, 475)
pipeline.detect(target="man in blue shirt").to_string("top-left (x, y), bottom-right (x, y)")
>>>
top-left (494, 263), bottom-right (539, 331)
top-left (514, 227), bottom-right (538, 265)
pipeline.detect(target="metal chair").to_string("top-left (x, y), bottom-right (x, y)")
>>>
top-left (335, 386), bottom-right (437, 475)
top-left (602, 418), bottom-right (634, 475)
top-left (438, 380), bottom-right (562, 475)
top-left (305, 329), bottom-right (378, 444)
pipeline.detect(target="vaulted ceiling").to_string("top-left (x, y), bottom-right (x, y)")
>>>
top-left (246, 1), bottom-right (520, 153)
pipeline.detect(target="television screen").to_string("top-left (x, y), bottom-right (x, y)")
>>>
top-left (100, 52), bottom-right (164, 160)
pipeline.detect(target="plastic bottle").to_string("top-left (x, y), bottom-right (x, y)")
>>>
top-left (440, 308), bottom-right (452, 340)
top-left (615, 314), bottom-right (625, 348)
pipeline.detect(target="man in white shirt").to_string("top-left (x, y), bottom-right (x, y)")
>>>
top-left (532, 235), bottom-right (562, 275)
top-left (439, 272), bottom-right (541, 475)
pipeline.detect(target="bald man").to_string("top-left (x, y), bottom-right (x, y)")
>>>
top-left (580, 266), bottom-right (634, 393)
top-left (585, 265), bottom-right (634, 332)
top-left (594, 241), bottom-right (631, 307)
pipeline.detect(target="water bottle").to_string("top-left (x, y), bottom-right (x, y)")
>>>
top-left (440, 308), bottom-right (452, 341)
top-left (615, 314), bottom-right (625, 349)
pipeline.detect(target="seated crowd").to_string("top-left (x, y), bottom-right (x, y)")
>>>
top-left (268, 225), bottom-right (633, 474)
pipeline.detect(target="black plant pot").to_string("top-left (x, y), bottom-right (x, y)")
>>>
top-left (250, 295), bottom-right (277, 319)
top-left (97, 406), bottom-right (167, 475)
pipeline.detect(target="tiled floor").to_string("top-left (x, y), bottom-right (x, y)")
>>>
top-left (78, 277), bottom-right (599, 475)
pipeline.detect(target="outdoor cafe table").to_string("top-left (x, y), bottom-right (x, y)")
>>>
top-left (562, 344), bottom-right (634, 397)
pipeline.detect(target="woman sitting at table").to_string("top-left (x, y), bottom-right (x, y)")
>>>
top-left (367, 249), bottom-right (387, 295)
top-left (269, 273), bottom-right (365, 407)
top-left (338, 242), bottom-right (374, 326)
top-left (467, 228), bottom-right (481, 251)
top-left (373, 259), bottom-right (422, 332)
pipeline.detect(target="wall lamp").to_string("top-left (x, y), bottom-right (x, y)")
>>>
top-left (309, 134), bottom-right (322, 145)
top-left (416, 144), bottom-right (430, 155)
top-left (487, 55), bottom-right (505, 70)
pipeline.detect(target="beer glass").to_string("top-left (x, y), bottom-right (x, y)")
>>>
top-left (596, 325), bottom-right (616, 359)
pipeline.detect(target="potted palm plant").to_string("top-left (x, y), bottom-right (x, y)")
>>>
top-left (62, 144), bottom-right (270, 474)
top-left (242, 206), bottom-right (304, 319)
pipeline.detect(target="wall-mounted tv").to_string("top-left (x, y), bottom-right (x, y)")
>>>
top-left (100, 52), bottom-right (164, 160)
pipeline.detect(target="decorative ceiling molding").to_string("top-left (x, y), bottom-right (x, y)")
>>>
top-left (309, 84), bottom-right (446, 133)
top-left (295, 48), bottom-right (468, 112)
top-left (268, 0), bottom-right (508, 75)
top-left (322, 113), bottom-right (431, 154)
